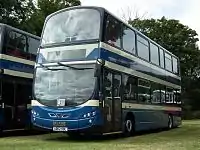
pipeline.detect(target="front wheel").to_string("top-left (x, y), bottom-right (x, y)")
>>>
top-left (123, 117), bottom-right (135, 136)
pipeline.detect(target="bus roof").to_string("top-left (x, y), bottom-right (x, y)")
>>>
top-left (44, 6), bottom-right (179, 59)
top-left (0, 23), bottom-right (40, 40)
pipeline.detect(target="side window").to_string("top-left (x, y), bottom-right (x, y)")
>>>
top-left (150, 43), bottom-right (159, 65)
top-left (105, 15), bottom-right (122, 48)
top-left (159, 48), bottom-right (165, 68)
top-left (28, 37), bottom-right (40, 55)
top-left (165, 53), bottom-right (172, 71)
top-left (172, 57), bottom-right (178, 74)
top-left (166, 88), bottom-right (174, 104)
top-left (0, 26), bottom-right (2, 46)
top-left (122, 26), bottom-right (136, 54)
top-left (138, 79), bottom-right (151, 103)
top-left (175, 90), bottom-right (181, 104)
top-left (123, 75), bottom-right (137, 102)
top-left (7, 31), bottom-right (27, 52)
top-left (137, 35), bottom-right (149, 61)
top-left (160, 85), bottom-right (166, 103)
top-left (151, 82), bottom-right (161, 104)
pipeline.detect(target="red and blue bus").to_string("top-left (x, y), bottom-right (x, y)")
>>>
top-left (31, 6), bottom-right (181, 136)
top-left (0, 23), bottom-right (40, 132)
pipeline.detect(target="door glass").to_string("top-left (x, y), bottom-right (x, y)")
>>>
top-left (113, 74), bottom-right (121, 98)
top-left (113, 74), bottom-right (122, 131)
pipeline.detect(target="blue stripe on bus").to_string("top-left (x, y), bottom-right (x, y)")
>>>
top-left (0, 59), bottom-right (34, 73)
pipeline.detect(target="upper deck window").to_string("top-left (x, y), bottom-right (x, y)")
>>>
top-left (7, 31), bottom-right (27, 52)
top-left (172, 57), bottom-right (178, 74)
top-left (150, 43), bottom-right (159, 65)
top-left (28, 37), bottom-right (40, 54)
top-left (42, 8), bottom-right (101, 45)
top-left (165, 52), bottom-right (172, 72)
top-left (137, 35), bottom-right (149, 61)
top-left (0, 26), bottom-right (2, 47)
top-left (122, 26), bottom-right (136, 54)
top-left (104, 15), bottom-right (122, 48)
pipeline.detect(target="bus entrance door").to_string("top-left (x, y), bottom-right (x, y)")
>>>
top-left (2, 81), bottom-right (15, 130)
top-left (103, 70), bottom-right (122, 133)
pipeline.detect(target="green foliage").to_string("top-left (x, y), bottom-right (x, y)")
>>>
top-left (0, 0), bottom-right (81, 36)
top-left (0, 0), bottom-right (35, 28)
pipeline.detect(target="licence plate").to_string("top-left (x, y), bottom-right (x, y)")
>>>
top-left (53, 127), bottom-right (68, 132)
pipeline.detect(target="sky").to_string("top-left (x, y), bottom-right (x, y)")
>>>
top-left (81, 0), bottom-right (200, 46)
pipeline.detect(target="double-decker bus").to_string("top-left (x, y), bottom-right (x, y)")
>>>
top-left (31, 6), bottom-right (181, 136)
top-left (0, 23), bottom-right (40, 131)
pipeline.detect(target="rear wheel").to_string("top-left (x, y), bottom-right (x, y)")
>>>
top-left (168, 115), bottom-right (173, 129)
top-left (123, 117), bottom-right (135, 136)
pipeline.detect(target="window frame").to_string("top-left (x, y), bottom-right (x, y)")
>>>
top-left (122, 25), bottom-right (136, 55)
top-left (150, 42), bottom-right (160, 66)
top-left (164, 52), bottom-right (173, 72)
top-left (103, 14), bottom-right (123, 50)
top-left (136, 34), bottom-right (150, 62)
top-left (6, 29), bottom-right (28, 53)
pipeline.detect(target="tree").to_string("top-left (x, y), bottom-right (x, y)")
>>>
top-left (118, 6), bottom-right (148, 24)
top-left (0, 0), bottom-right (35, 28)
top-left (24, 0), bottom-right (81, 36)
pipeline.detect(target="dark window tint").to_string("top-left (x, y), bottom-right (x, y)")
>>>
top-left (28, 37), bottom-right (40, 54)
top-left (175, 90), bottom-right (181, 104)
top-left (123, 75), bottom-right (137, 102)
top-left (105, 15), bottom-right (122, 48)
top-left (104, 70), bottom-right (112, 98)
top-left (160, 48), bottom-right (164, 68)
top-left (150, 43), bottom-right (159, 65)
top-left (138, 79), bottom-right (150, 103)
top-left (165, 53), bottom-right (172, 71)
top-left (137, 35), bottom-right (149, 61)
top-left (122, 26), bottom-right (135, 54)
top-left (151, 82), bottom-right (161, 104)
top-left (113, 74), bottom-right (121, 97)
top-left (172, 57), bottom-right (178, 74)
top-left (7, 31), bottom-right (27, 52)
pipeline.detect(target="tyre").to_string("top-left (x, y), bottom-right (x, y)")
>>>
top-left (168, 115), bottom-right (173, 129)
top-left (123, 116), bottom-right (135, 136)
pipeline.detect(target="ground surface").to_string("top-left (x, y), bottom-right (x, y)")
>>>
top-left (0, 120), bottom-right (200, 150)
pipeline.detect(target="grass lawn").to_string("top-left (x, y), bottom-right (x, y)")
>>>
top-left (0, 120), bottom-right (200, 150)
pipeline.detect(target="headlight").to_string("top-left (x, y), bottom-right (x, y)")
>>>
top-left (82, 111), bottom-right (96, 118)
top-left (31, 110), bottom-right (39, 116)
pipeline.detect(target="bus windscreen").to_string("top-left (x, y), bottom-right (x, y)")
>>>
top-left (41, 8), bottom-right (101, 46)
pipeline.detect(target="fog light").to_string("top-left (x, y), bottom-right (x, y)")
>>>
top-left (89, 119), bottom-right (92, 123)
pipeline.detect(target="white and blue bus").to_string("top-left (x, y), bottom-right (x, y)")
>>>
top-left (0, 23), bottom-right (40, 131)
top-left (31, 6), bottom-right (181, 136)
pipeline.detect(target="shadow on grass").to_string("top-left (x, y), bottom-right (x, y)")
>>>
top-left (45, 127), bottom-right (180, 143)
top-left (0, 130), bottom-right (49, 138)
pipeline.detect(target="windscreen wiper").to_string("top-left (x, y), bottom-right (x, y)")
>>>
top-left (38, 63), bottom-right (66, 71)
top-left (57, 62), bottom-right (93, 70)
